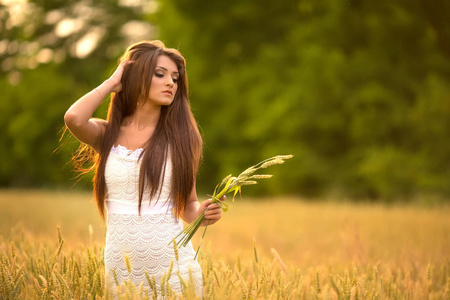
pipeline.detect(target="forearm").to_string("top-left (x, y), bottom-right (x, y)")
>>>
top-left (183, 200), bottom-right (201, 224)
top-left (64, 80), bottom-right (114, 128)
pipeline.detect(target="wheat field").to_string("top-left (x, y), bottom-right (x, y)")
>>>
top-left (0, 189), bottom-right (449, 299)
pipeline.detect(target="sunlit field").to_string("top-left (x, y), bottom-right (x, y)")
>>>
top-left (0, 189), bottom-right (449, 299)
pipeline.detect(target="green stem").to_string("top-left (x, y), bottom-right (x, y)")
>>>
top-left (194, 220), bottom-right (210, 260)
top-left (172, 185), bottom-right (235, 247)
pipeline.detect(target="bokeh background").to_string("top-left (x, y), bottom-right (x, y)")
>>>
top-left (1, 2), bottom-right (450, 298)
top-left (1, 0), bottom-right (450, 203)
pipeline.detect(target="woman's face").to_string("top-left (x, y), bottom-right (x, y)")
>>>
top-left (147, 55), bottom-right (179, 106)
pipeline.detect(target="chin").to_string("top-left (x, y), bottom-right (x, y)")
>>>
top-left (149, 97), bottom-right (174, 106)
top-left (158, 100), bottom-right (174, 106)
top-left (163, 99), bottom-right (175, 106)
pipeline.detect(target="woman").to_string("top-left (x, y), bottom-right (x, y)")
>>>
top-left (64, 40), bottom-right (222, 298)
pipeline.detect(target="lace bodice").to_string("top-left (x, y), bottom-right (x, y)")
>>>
top-left (104, 144), bottom-right (173, 212)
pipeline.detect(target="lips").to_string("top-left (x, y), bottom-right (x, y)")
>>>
top-left (163, 90), bottom-right (173, 96)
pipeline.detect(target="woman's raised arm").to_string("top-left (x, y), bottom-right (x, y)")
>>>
top-left (64, 61), bottom-right (129, 152)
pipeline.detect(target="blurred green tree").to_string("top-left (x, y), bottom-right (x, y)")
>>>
top-left (1, 0), bottom-right (449, 202)
top-left (157, 0), bottom-right (450, 200)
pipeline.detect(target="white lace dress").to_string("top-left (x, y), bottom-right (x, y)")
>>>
top-left (103, 145), bottom-right (203, 298)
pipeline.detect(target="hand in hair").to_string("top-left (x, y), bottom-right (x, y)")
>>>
top-left (64, 60), bottom-right (133, 153)
top-left (107, 60), bottom-right (134, 93)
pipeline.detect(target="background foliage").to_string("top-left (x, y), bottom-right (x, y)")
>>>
top-left (1, 0), bottom-right (449, 201)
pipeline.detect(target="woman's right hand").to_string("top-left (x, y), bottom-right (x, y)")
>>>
top-left (107, 60), bottom-right (134, 93)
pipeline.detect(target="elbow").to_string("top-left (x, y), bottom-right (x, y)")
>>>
top-left (64, 111), bottom-right (74, 127)
top-left (64, 111), bottom-right (82, 129)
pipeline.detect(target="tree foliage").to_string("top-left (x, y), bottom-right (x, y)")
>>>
top-left (1, 0), bottom-right (449, 201)
top-left (157, 0), bottom-right (450, 200)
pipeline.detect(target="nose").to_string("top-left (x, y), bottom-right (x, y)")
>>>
top-left (166, 77), bottom-right (174, 87)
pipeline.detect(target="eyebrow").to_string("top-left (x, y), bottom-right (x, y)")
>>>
top-left (156, 66), bottom-right (179, 74)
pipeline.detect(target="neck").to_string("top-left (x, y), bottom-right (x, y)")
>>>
top-left (126, 102), bottom-right (161, 130)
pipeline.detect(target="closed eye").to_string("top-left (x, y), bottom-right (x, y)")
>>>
top-left (154, 73), bottom-right (178, 84)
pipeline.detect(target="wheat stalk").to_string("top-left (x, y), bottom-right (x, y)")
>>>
top-left (171, 154), bottom-right (293, 258)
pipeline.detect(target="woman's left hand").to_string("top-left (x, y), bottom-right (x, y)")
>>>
top-left (199, 196), bottom-right (226, 226)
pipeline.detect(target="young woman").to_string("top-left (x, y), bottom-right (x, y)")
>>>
top-left (64, 40), bottom-right (223, 298)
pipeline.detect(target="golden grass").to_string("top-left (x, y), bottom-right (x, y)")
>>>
top-left (0, 189), bottom-right (449, 299)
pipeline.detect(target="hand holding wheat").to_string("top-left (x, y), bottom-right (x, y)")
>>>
top-left (172, 154), bottom-right (294, 257)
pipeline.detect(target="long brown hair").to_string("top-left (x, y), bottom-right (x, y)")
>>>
top-left (74, 40), bottom-right (202, 220)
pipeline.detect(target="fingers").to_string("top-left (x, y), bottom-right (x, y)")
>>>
top-left (111, 60), bottom-right (134, 79)
top-left (204, 206), bottom-right (221, 217)
top-left (107, 60), bottom-right (135, 93)
top-left (204, 213), bottom-right (221, 221)
top-left (206, 202), bottom-right (221, 212)
top-left (203, 203), bottom-right (222, 220)
top-left (116, 60), bottom-right (134, 74)
top-left (202, 199), bottom-right (212, 206)
top-left (201, 197), bottom-right (226, 225)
